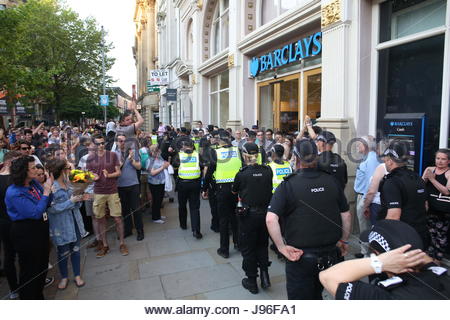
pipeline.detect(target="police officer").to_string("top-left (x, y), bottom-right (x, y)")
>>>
top-left (172, 138), bottom-right (203, 239)
top-left (245, 131), bottom-right (267, 164)
top-left (379, 140), bottom-right (430, 248)
top-left (192, 129), bottom-right (200, 152)
top-left (203, 130), bottom-right (242, 258)
top-left (266, 139), bottom-right (352, 300)
top-left (316, 131), bottom-right (348, 190)
top-left (320, 220), bottom-right (450, 300)
top-left (202, 131), bottom-right (220, 232)
top-left (232, 142), bottom-right (273, 294)
top-left (268, 144), bottom-right (292, 193)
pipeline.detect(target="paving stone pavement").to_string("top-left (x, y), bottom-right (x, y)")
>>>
top-left (0, 190), bottom-right (366, 300)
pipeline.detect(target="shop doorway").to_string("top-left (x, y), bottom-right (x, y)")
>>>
top-left (257, 68), bottom-right (321, 132)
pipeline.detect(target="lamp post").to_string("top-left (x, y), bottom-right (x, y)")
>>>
top-left (81, 111), bottom-right (86, 130)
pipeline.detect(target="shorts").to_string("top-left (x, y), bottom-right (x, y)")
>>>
top-left (84, 199), bottom-right (94, 217)
top-left (93, 193), bottom-right (122, 219)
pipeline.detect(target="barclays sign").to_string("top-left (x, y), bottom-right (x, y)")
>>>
top-left (249, 32), bottom-right (322, 77)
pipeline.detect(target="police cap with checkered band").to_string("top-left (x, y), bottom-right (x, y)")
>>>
top-left (360, 220), bottom-right (424, 254)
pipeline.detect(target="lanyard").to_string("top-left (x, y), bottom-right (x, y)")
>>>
top-left (28, 186), bottom-right (41, 201)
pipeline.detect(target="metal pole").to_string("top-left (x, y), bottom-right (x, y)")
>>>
top-left (101, 26), bottom-right (106, 124)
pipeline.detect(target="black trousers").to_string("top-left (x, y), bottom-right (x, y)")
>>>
top-left (239, 211), bottom-right (269, 278)
top-left (149, 183), bottom-right (165, 220)
top-left (11, 219), bottom-right (49, 300)
top-left (216, 183), bottom-right (238, 253)
top-left (208, 184), bottom-right (219, 231)
top-left (177, 179), bottom-right (201, 232)
top-left (0, 221), bottom-right (18, 293)
top-left (118, 184), bottom-right (143, 234)
top-left (285, 248), bottom-right (338, 300)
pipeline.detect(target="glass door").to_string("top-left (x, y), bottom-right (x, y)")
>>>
top-left (303, 68), bottom-right (322, 122)
top-left (257, 74), bottom-right (300, 132)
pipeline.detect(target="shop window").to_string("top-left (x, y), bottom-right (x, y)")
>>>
top-left (212, 0), bottom-right (229, 56)
top-left (261, 0), bottom-right (310, 26)
top-left (377, 35), bottom-right (445, 168)
top-left (380, 0), bottom-right (446, 43)
top-left (210, 71), bottom-right (229, 127)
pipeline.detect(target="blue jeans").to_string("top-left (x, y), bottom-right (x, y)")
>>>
top-left (369, 203), bottom-right (381, 226)
top-left (56, 221), bottom-right (81, 278)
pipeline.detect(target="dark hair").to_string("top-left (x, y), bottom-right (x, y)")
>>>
top-left (10, 156), bottom-right (35, 186)
top-left (265, 129), bottom-right (274, 134)
top-left (436, 148), bottom-right (450, 160)
top-left (92, 134), bottom-right (105, 141)
top-left (36, 164), bottom-right (44, 171)
top-left (115, 133), bottom-right (126, 142)
top-left (17, 139), bottom-right (30, 147)
top-left (3, 150), bottom-right (21, 164)
top-left (46, 159), bottom-right (68, 180)
top-left (119, 111), bottom-right (132, 123)
top-left (24, 129), bottom-right (32, 135)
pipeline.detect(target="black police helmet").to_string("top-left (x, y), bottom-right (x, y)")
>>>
top-left (382, 139), bottom-right (410, 163)
top-left (271, 144), bottom-right (285, 158)
top-left (242, 142), bottom-right (259, 155)
top-left (293, 139), bottom-right (318, 163)
top-left (360, 220), bottom-right (424, 254)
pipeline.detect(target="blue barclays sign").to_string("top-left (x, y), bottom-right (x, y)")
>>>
top-left (389, 121), bottom-right (413, 127)
top-left (249, 32), bottom-right (322, 77)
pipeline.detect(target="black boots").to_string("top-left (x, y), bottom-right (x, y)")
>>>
top-left (260, 270), bottom-right (271, 289)
top-left (137, 230), bottom-right (144, 241)
top-left (242, 277), bottom-right (258, 294)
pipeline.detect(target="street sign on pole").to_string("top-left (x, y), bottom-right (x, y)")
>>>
top-left (147, 84), bottom-right (160, 93)
top-left (100, 95), bottom-right (109, 106)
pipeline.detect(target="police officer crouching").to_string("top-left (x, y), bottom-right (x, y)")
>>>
top-left (173, 138), bottom-right (203, 239)
top-left (266, 139), bottom-right (352, 300)
top-left (232, 142), bottom-right (273, 294)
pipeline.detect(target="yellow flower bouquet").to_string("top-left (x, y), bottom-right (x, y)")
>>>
top-left (69, 169), bottom-right (95, 195)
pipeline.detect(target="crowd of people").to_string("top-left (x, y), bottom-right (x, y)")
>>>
top-left (0, 106), bottom-right (449, 300)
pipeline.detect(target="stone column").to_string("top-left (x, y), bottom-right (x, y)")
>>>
top-left (225, 0), bottom-right (242, 131)
top-left (319, 0), bottom-right (359, 205)
top-left (191, 3), bottom-right (202, 124)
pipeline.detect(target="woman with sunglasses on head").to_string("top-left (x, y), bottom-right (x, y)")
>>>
top-left (46, 159), bottom-right (87, 290)
top-left (5, 156), bottom-right (54, 299)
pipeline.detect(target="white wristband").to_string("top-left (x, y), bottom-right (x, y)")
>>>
top-left (370, 254), bottom-right (383, 274)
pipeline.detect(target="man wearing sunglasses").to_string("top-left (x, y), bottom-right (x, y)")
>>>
top-left (87, 135), bottom-right (128, 258)
top-left (16, 140), bottom-right (42, 166)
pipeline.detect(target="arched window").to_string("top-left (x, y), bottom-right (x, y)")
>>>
top-left (261, 0), bottom-right (310, 26)
top-left (211, 0), bottom-right (229, 56)
top-left (186, 19), bottom-right (193, 61)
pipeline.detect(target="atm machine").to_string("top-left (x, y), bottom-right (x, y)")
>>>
top-left (382, 113), bottom-right (426, 174)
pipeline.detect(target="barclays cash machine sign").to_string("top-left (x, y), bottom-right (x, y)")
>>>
top-left (249, 32), bottom-right (322, 77)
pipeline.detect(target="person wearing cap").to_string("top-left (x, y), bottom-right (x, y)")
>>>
top-left (203, 130), bottom-right (243, 258)
top-left (266, 139), bottom-right (352, 300)
top-left (232, 142), bottom-right (273, 294)
top-left (316, 130), bottom-right (348, 190)
top-left (171, 138), bottom-right (204, 239)
top-left (268, 144), bottom-right (292, 193)
top-left (191, 129), bottom-right (201, 152)
top-left (379, 140), bottom-right (430, 248)
top-left (320, 220), bottom-right (450, 299)
top-left (245, 131), bottom-right (267, 165)
top-left (201, 130), bottom-right (220, 232)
